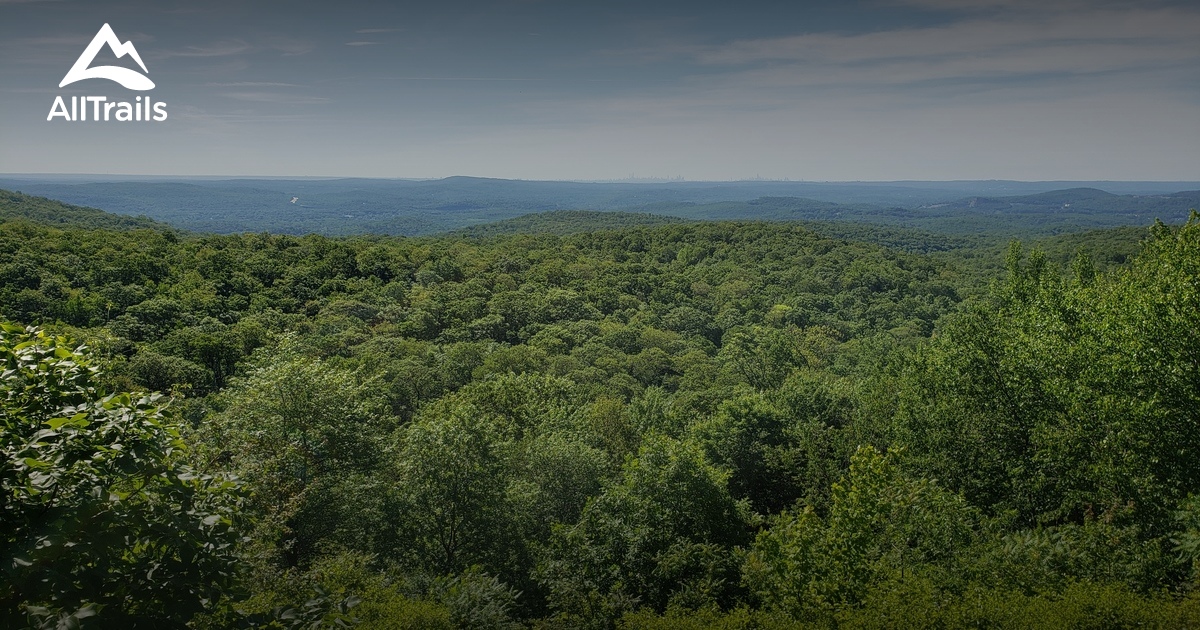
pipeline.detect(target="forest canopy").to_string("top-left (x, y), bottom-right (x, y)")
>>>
top-left (1, 192), bottom-right (1199, 628)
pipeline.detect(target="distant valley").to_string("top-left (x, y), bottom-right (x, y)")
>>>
top-left (0, 176), bottom-right (1195, 238)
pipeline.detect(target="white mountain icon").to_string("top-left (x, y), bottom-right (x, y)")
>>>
top-left (60, 23), bottom-right (155, 91)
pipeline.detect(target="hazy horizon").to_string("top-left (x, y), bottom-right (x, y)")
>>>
top-left (2, 0), bottom-right (1198, 181)
top-left (2, 171), bottom-right (1200, 184)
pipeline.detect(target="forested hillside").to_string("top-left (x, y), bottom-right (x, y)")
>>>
top-left (0, 190), bottom-right (164, 230)
top-left (1, 177), bottom-right (1194, 236)
top-left (451, 210), bottom-right (688, 237)
top-left (639, 191), bottom-right (1200, 237)
top-left (2, 194), bottom-right (1199, 628)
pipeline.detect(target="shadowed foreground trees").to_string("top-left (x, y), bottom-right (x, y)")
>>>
top-left (0, 324), bottom-right (242, 628)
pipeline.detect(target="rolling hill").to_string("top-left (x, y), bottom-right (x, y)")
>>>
top-left (0, 177), bottom-right (1194, 238)
top-left (0, 190), bottom-right (165, 231)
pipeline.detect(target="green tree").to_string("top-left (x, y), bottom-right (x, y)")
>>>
top-left (390, 398), bottom-right (520, 576)
top-left (539, 435), bottom-right (752, 625)
top-left (0, 323), bottom-right (243, 628)
top-left (894, 217), bottom-right (1200, 531)
top-left (202, 342), bottom-right (392, 568)
top-left (691, 392), bottom-right (799, 516)
top-left (744, 447), bottom-right (973, 621)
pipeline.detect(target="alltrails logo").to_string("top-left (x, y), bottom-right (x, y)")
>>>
top-left (47, 23), bottom-right (167, 122)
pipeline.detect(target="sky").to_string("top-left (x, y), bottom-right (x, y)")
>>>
top-left (0, 0), bottom-right (1197, 181)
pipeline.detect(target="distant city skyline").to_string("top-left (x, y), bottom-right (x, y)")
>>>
top-left (2, 0), bottom-right (1198, 181)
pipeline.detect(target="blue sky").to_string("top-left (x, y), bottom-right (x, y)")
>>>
top-left (1, 0), bottom-right (1197, 180)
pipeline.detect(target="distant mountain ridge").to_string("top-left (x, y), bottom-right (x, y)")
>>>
top-left (931, 188), bottom-right (1200, 217)
top-left (0, 176), bottom-right (1195, 238)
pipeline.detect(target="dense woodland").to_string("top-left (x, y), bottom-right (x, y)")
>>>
top-left (2, 191), bottom-right (1199, 628)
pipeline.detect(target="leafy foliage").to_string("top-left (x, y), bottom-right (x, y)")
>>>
top-left (745, 447), bottom-right (973, 621)
top-left (0, 324), bottom-right (242, 627)
top-left (539, 435), bottom-right (752, 625)
top-left (893, 217), bottom-right (1200, 533)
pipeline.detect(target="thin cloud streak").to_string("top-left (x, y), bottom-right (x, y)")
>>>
top-left (161, 41), bottom-right (252, 58)
top-left (220, 92), bottom-right (329, 104)
top-left (380, 76), bottom-right (543, 81)
top-left (206, 82), bottom-right (303, 88)
top-left (694, 8), bottom-right (1200, 67)
top-left (881, 0), bottom-right (1160, 11)
top-left (626, 4), bottom-right (1200, 112)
